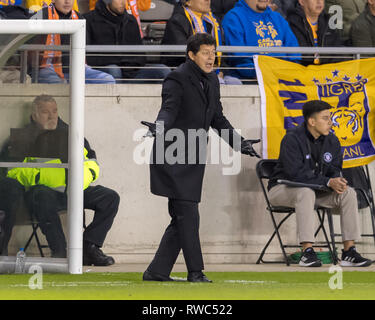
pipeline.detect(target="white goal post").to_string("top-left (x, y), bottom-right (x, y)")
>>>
top-left (0, 20), bottom-right (86, 274)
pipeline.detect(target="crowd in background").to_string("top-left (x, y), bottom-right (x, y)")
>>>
top-left (0, 0), bottom-right (374, 84)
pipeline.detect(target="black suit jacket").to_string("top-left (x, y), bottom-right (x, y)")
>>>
top-left (150, 59), bottom-right (241, 202)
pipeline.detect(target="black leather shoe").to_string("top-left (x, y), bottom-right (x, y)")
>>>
top-left (187, 271), bottom-right (212, 283)
top-left (83, 242), bottom-right (115, 266)
top-left (143, 270), bottom-right (174, 281)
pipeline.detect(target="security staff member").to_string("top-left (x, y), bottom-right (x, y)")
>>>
top-left (142, 33), bottom-right (260, 282)
top-left (2, 94), bottom-right (119, 265)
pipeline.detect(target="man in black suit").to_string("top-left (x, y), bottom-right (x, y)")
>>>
top-left (142, 33), bottom-right (260, 283)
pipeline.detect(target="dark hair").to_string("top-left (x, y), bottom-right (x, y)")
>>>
top-left (302, 100), bottom-right (332, 122)
top-left (186, 33), bottom-right (216, 57)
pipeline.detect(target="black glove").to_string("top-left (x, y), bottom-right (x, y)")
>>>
top-left (141, 121), bottom-right (165, 137)
top-left (241, 139), bottom-right (261, 158)
top-left (141, 121), bottom-right (157, 137)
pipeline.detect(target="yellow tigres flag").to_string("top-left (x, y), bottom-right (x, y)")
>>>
top-left (254, 55), bottom-right (375, 168)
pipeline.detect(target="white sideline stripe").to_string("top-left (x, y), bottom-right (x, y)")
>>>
top-left (11, 281), bottom-right (132, 287)
top-left (224, 280), bottom-right (279, 284)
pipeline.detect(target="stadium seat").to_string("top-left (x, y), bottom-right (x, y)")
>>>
top-left (139, 0), bottom-right (174, 21)
top-left (140, 0), bottom-right (174, 45)
top-left (255, 159), bottom-right (338, 266)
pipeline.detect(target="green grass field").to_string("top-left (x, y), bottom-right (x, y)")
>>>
top-left (1, 271), bottom-right (375, 300)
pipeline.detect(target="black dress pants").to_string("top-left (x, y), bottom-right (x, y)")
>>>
top-left (83, 185), bottom-right (120, 246)
top-left (25, 184), bottom-right (120, 255)
top-left (147, 198), bottom-right (204, 276)
top-left (0, 178), bottom-right (25, 255)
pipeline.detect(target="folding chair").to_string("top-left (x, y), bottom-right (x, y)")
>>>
top-left (23, 218), bottom-right (48, 257)
top-left (140, 0), bottom-right (174, 46)
top-left (255, 159), bottom-right (337, 266)
top-left (6, 204), bottom-right (50, 257)
top-left (23, 210), bottom-right (87, 257)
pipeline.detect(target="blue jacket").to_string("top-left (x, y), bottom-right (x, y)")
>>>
top-left (0, 0), bottom-right (22, 7)
top-left (222, 0), bottom-right (300, 79)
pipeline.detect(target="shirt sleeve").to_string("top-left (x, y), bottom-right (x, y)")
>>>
top-left (156, 76), bottom-right (184, 131)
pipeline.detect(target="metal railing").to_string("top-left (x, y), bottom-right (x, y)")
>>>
top-left (3, 44), bottom-right (375, 84)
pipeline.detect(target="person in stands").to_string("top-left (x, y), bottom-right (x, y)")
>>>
top-left (30, 0), bottom-right (115, 84)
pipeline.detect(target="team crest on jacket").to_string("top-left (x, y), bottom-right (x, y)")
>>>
top-left (323, 152), bottom-right (332, 163)
top-left (253, 21), bottom-right (281, 47)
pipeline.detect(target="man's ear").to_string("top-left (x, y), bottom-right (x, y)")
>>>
top-left (188, 51), bottom-right (195, 61)
top-left (31, 113), bottom-right (37, 121)
top-left (308, 116), bottom-right (315, 127)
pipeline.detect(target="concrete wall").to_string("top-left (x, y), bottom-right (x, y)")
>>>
top-left (1, 84), bottom-right (375, 265)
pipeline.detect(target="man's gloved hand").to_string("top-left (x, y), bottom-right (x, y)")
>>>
top-left (141, 121), bottom-right (157, 137)
top-left (141, 121), bottom-right (165, 137)
top-left (241, 139), bottom-right (261, 158)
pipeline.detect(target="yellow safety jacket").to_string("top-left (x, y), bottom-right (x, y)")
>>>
top-left (7, 147), bottom-right (100, 192)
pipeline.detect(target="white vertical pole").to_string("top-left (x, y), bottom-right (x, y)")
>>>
top-left (68, 21), bottom-right (86, 274)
